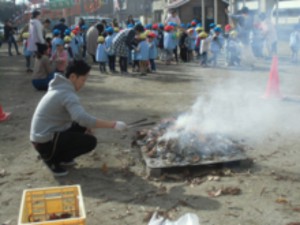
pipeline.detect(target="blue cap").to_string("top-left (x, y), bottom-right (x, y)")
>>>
top-left (197, 23), bottom-right (202, 27)
top-left (214, 27), bottom-right (221, 32)
top-left (159, 23), bottom-right (164, 29)
top-left (180, 23), bottom-right (186, 28)
top-left (187, 23), bottom-right (191, 28)
top-left (209, 23), bottom-right (216, 28)
top-left (81, 25), bottom-right (88, 30)
top-left (127, 23), bottom-right (134, 28)
top-left (53, 29), bottom-right (60, 35)
top-left (64, 29), bottom-right (71, 35)
top-left (145, 24), bottom-right (152, 29)
top-left (105, 27), bottom-right (114, 34)
top-left (168, 22), bottom-right (177, 27)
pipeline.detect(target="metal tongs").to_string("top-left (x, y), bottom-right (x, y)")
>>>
top-left (128, 118), bottom-right (156, 128)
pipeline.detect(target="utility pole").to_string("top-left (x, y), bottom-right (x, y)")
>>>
top-left (275, 0), bottom-right (279, 25)
top-left (80, 0), bottom-right (85, 16)
top-left (214, 0), bottom-right (218, 24)
top-left (201, 0), bottom-right (205, 29)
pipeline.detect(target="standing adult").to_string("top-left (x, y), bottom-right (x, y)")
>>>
top-left (4, 20), bottom-right (21, 56)
top-left (86, 23), bottom-right (104, 63)
top-left (112, 24), bottom-right (144, 75)
top-left (53, 18), bottom-right (68, 39)
top-left (164, 9), bottom-right (181, 26)
top-left (28, 10), bottom-right (45, 53)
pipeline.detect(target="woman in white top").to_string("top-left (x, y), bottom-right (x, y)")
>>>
top-left (164, 9), bottom-right (181, 26)
top-left (28, 10), bottom-right (45, 53)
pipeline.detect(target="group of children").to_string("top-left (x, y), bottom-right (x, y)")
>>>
top-left (21, 24), bottom-right (89, 90)
top-left (19, 17), bottom-right (300, 88)
top-left (95, 26), bottom-right (158, 75)
top-left (94, 20), bottom-right (243, 76)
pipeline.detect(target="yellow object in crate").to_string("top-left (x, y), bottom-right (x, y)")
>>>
top-left (18, 185), bottom-right (86, 225)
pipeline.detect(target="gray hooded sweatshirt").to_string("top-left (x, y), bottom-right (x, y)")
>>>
top-left (30, 73), bottom-right (97, 143)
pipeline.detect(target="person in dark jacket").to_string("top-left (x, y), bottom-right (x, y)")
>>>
top-left (179, 27), bottom-right (188, 62)
top-left (4, 20), bottom-right (21, 56)
top-left (53, 18), bottom-right (68, 39)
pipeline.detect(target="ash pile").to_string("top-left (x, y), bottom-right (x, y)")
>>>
top-left (132, 118), bottom-right (249, 168)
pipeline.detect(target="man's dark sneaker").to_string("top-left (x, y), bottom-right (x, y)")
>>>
top-left (48, 164), bottom-right (69, 177)
top-left (60, 159), bottom-right (76, 166)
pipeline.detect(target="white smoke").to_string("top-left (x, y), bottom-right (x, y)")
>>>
top-left (162, 77), bottom-right (300, 144)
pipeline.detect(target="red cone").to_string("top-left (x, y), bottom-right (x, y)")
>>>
top-left (263, 55), bottom-right (281, 99)
top-left (0, 105), bottom-right (11, 122)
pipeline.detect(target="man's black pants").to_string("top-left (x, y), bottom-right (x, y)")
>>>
top-left (32, 123), bottom-right (97, 166)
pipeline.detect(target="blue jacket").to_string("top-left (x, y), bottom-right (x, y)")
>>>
top-left (23, 40), bottom-right (32, 57)
top-left (136, 40), bottom-right (149, 60)
top-left (164, 32), bottom-right (175, 50)
top-left (210, 35), bottom-right (224, 53)
top-left (105, 35), bottom-right (115, 56)
top-left (51, 37), bottom-right (62, 56)
top-left (148, 42), bottom-right (158, 59)
top-left (96, 43), bottom-right (108, 62)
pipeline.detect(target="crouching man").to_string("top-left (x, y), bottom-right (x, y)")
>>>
top-left (30, 60), bottom-right (127, 176)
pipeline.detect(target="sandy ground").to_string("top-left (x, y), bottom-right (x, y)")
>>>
top-left (0, 43), bottom-right (300, 225)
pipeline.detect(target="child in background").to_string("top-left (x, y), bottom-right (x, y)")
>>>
top-left (227, 30), bottom-right (241, 66)
top-left (22, 32), bottom-right (33, 73)
top-left (135, 33), bottom-right (149, 75)
top-left (195, 26), bottom-right (203, 59)
top-left (208, 27), bottom-right (224, 67)
top-left (199, 32), bottom-right (209, 67)
top-left (157, 23), bottom-right (165, 60)
top-left (51, 29), bottom-right (62, 57)
top-left (224, 24), bottom-right (232, 64)
top-left (290, 25), bottom-right (300, 63)
top-left (51, 40), bottom-right (68, 73)
top-left (152, 23), bottom-right (159, 43)
top-left (96, 36), bottom-right (108, 73)
top-left (148, 32), bottom-right (158, 72)
top-left (71, 29), bottom-right (82, 60)
top-left (105, 27), bottom-right (117, 73)
top-left (185, 29), bottom-right (194, 62)
top-left (80, 25), bottom-right (88, 60)
top-left (163, 25), bottom-right (175, 65)
top-left (64, 35), bottom-right (74, 62)
top-left (131, 35), bottom-right (140, 72)
top-left (32, 43), bottom-right (54, 91)
top-left (179, 24), bottom-right (188, 62)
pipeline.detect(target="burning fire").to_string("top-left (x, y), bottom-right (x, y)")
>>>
top-left (132, 117), bottom-right (247, 166)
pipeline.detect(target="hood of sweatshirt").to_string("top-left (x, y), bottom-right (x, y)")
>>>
top-left (48, 73), bottom-right (75, 92)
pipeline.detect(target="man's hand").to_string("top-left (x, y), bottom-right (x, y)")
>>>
top-left (114, 121), bottom-right (128, 131)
